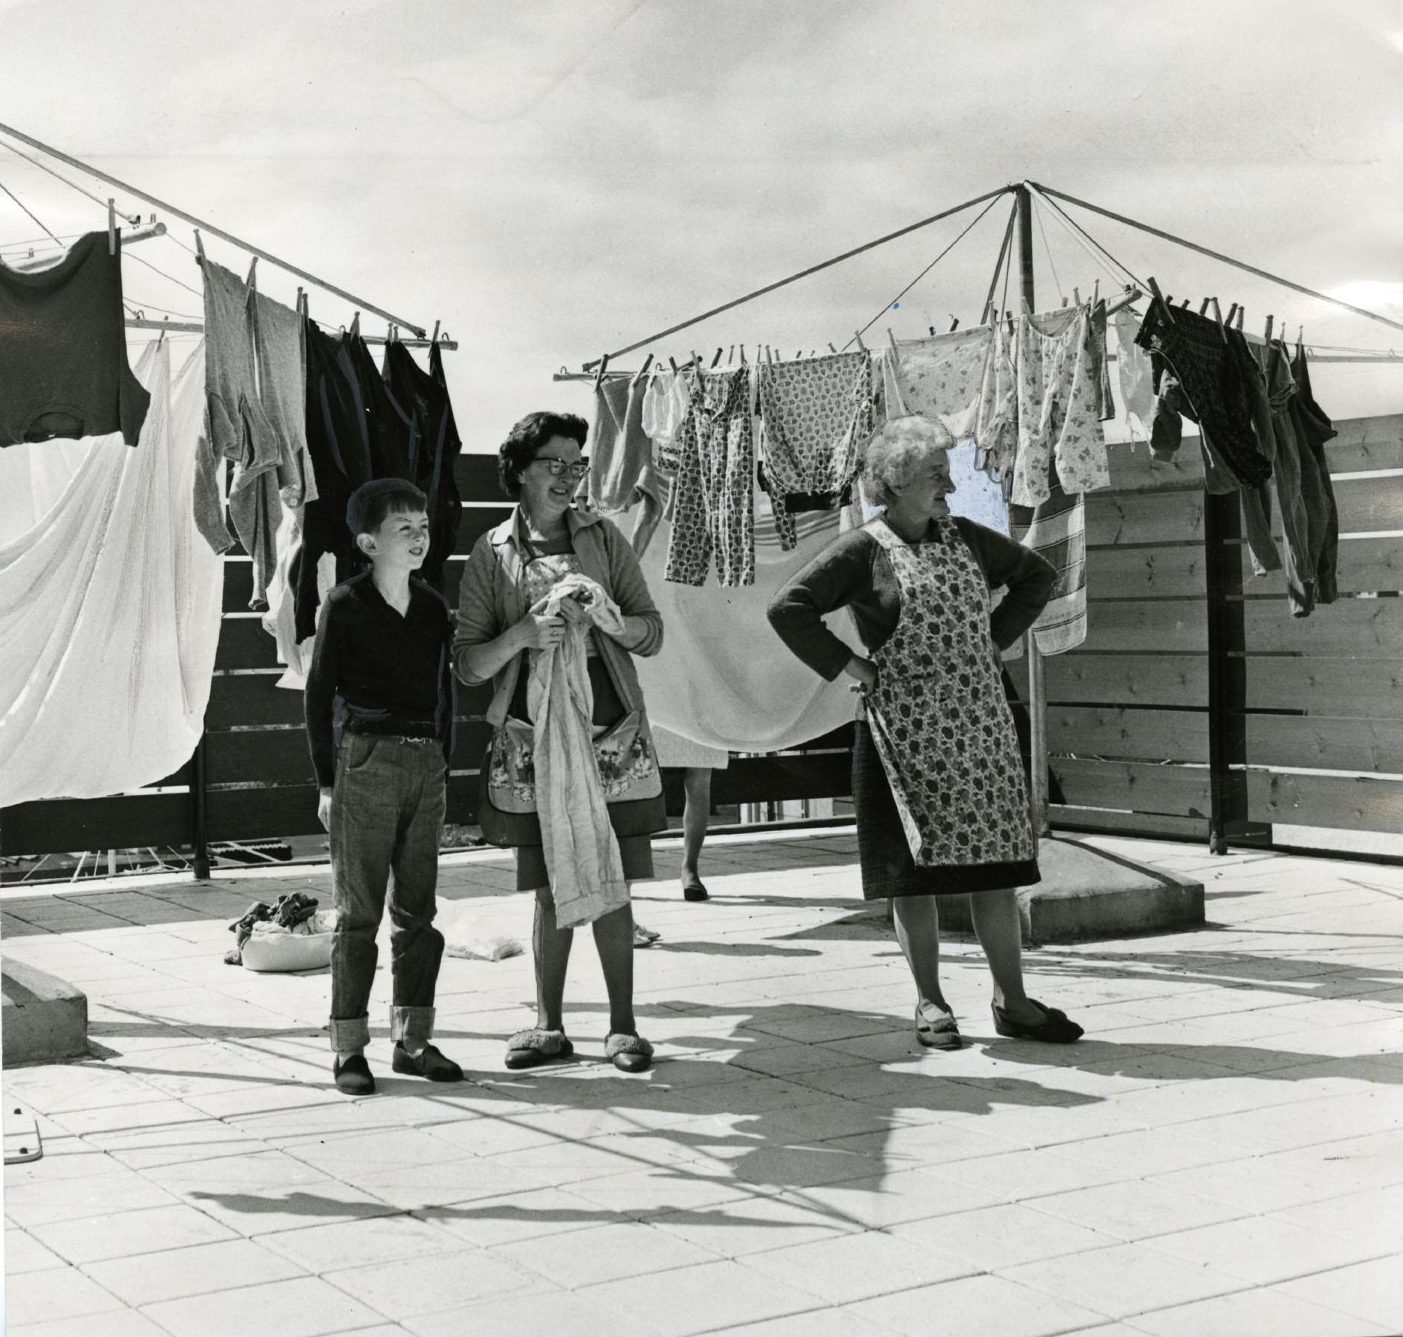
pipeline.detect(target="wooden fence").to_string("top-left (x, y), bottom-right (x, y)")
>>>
top-left (2, 416), bottom-right (1399, 867)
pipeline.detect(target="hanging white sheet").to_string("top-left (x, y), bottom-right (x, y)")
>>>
top-left (635, 503), bottom-right (863, 753)
top-left (0, 341), bottom-right (223, 807)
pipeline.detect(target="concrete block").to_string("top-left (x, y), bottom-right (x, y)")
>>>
top-left (937, 836), bottom-right (1204, 943)
top-left (2, 959), bottom-right (88, 1066)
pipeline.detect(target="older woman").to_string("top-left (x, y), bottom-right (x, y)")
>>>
top-left (768, 415), bottom-right (1083, 1048)
top-left (454, 411), bottom-right (665, 1073)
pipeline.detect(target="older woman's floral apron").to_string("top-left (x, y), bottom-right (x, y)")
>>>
top-left (864, 516), bottom-right (1036, 867)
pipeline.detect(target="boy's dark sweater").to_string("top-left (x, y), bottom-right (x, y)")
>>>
top-left (304, 571), bottom-right (454, 790)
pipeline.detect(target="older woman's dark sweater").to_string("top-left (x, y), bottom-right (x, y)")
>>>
top-left (767, 517), bottom-right (1055, 679)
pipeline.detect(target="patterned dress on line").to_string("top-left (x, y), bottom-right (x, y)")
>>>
top-left (664, 365), bottom-right (755, 587)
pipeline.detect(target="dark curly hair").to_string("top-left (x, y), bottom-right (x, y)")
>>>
top-left (498, 411), bottom-right (588, 499)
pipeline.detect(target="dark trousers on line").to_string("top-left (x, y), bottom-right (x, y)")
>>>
top-left (328, 732), bottom-right (446, 1053)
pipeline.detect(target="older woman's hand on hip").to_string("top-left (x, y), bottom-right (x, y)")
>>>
top-left (845, 655), bottom-right (879, 691)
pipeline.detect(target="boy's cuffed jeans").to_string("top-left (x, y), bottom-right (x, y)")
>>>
top-left (328, 732), bottom-right (446, 1054)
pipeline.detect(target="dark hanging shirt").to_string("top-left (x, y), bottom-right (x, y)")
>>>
top-left (304, 571), bottom-right (454, 789)
top-left (0, 231), bottom-right (149, 447)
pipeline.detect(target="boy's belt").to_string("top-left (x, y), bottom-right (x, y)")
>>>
top-left (344, 717), bottom-right (440, 742)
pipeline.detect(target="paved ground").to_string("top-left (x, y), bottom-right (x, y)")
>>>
top-left (3, 829), bottom-right (1403, 1337)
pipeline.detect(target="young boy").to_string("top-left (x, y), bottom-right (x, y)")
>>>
top-left (305, 478), bottom-right (463, 1094)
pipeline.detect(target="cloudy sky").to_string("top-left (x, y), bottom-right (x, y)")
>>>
top-left (2, 0), bottom-right (1400, 444)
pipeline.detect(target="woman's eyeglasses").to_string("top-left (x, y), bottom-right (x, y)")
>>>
top-left (534, 457), bottom-right (590, 480)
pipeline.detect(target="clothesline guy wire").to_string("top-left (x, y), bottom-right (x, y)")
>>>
top-left (847, 192), bottom-right (1007, 346)
top-left (0, 176), bottom-right (60, 243)
top-left (1033, 195), bottom-right (1065, 303)
top-left (0, 137), bottom-right (141, 223)
top-left (1026, 180), bottom-right (1144, 290)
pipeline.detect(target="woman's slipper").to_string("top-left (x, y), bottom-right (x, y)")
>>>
top-left (504, 1028), bottom-right (574, 1070)
top-left (991, 999), bottom-right (1084, 1044)
top-left (604, 1032), bottom-right (654, 1073)
top-left (681, 876), bottom-right (709, 903)
top-left (915, 1001), bottom-right (963, 1050)
top-left (632, 922), bottom-right (661, 948)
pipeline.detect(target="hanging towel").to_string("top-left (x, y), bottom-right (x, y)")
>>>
top-left (664, 365), bottom-right (755, 587)
top-left (1010, 304), bottom-right (1111, 508)
top-left (639, 505), bottom-right (864, 752)
top-left (528, 573), bottom-right (630, 929)
top-left (0, 231), bottom-right (149, 449)
top-left (1289, 341), bottom-right (1341, 605)
top-left (1008, 456), bottom-right (1088, 656)
top-left (0, 340), bottom-right (221, 807)
top-left (756, 350), bottom-right (872, 550)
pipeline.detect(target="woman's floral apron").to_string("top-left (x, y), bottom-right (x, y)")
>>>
top-left (864, 516), bottom-right (1036, 867)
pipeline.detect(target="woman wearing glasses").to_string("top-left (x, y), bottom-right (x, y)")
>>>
top-left (454, 411), bottom-right (666, 1073)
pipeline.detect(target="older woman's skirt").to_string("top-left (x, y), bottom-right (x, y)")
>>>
top-left (853, 721), bottom-right (1040, 900)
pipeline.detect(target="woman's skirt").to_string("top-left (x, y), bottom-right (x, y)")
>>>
top-left (490, 655), bottom-right (664, 890)
top-left (853, 720), bottom-right (1040, 900)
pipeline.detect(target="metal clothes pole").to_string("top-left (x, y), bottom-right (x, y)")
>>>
top-left (1015, 186), bottom-right (1051, 837)
top-left (191, 734), bottom-right (211, 881)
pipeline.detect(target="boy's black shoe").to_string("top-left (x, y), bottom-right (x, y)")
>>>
top-left (333, 1053), bottom-right (375, 1095)
top-left (392, 1042), bottom-right (464, 1082)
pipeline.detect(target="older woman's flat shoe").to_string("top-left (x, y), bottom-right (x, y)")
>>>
top-left (991, 999), bottom-right (1083, 1044)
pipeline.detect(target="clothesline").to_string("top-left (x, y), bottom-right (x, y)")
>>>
top-left (0, 119), bottom-right (437, 339)
top-left (123, 315), bottom-right (459, 350)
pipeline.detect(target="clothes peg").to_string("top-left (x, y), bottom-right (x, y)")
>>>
top-left (1225, 302), bottom-right (1238, 326)
top-left (1199, 298), bottom-right (1211, 315)
top-left (948, 316), bottom-right (959, 332)
top-left (1091, 279), bottom-right (1099, 306)
top-left (691, 350), bottom-right (703, 377)
top-left (1209, 297), bottom-right (1228, 342)
top-left (430, 319), bottom-right (441, 345)
top-left (637, 353), bottom-right (654, 377)
top-left (157, 321), bottom-right (166, 347)
top-left (1264, 315), bottom-right (1274, 344)
top-left (194, 229), bottom-right (206, 264)
top-left (710, 348), bottom-right (723, 368)
top-left (1074, 287), bottom-right (1081, 306)
top-left (1146, 277), bottom-right (1175, 323)
top-left (1060, 296), bottom-right (1070, 308)
top-left (854, 330), bottom-right (867, 352)
top-left (296, 287), bottom-right (306, 318)
top-left (1178, 298), bottom-right (1190, 308)
top-left (246, 256), bottom-right (258, 288)
top-left (108, 199), bottom-right (117, 255)
top-left (738, 346), bottom-right (747, 366)
top-left (349, 312), bottom-right (360, 337)
top-left (827, 343), bottom-right (837, 353)
top-left (726, 345), bottom-right (735, 365)
top-left (594, 352), bottom-right (610, 387)
top-left (929, 326), bottom-right (937, 336)
top-left (1297, 323), bottom-right (1304, 346)
top-left (1234, 306), bottom-right (1244, 332)
top-left (668, 356), bottom-right (678, 373)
